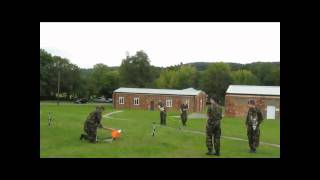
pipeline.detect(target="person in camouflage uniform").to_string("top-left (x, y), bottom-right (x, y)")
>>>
top-left (180, 101), bottom-right (188, 126)
top-left (205, 97), bottom-right (222, 156)
top-left (80, 106), bottom-right (105, 143)
top-left (246, 100), bottom-right (263, 153)
top-left (158, 100), bottom-right (166, 125)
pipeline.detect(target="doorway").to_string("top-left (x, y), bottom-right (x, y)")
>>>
top-left (267, 106), bottom-right (276, 119)
top-left (150, 101), bottom-right (155, 111)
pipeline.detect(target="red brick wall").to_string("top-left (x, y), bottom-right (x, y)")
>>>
top-left (195, 92), bottom-right (207, 112)
top-left (225, 94), bottom-right (280, 119)
top-left (113, 92), bottom-right (206, 112)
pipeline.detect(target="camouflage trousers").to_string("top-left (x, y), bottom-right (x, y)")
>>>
top-left (206, 121), bottom-right (221, 153)
top-left (180, 112), bottom-right (187, 126)
top-left (247, 126), bottom-right (260, 150)
top-left (160, 112), bottom-right (166, 125)
top-left (83, 122), bottom-right (98, 143)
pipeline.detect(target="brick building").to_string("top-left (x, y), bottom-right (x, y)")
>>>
top-left (224, 85), bottom-right (280, 120)
top-left (113, 87), bottom-right (207, 112)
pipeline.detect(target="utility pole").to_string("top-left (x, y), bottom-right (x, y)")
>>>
top-left (54, 62), bottom-right (61, 106)
top-left (57, 69), bottom-right (60, 106)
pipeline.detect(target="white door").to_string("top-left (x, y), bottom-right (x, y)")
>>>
top-left (267, 106), bottom-right (276, 119)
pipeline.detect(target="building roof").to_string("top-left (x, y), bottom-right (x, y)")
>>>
top-left (114, 87), bottom-right (203, 96)
top-left (226, 85), bottom-right (280, 96)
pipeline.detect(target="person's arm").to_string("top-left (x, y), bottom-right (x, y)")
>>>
top-left (207, 106), bottom-right (211, 119)
top-left (245, 111), bottom-right (250, 126)
top-left (257, 109), bottom-right (264, 125)
top-left (217, 106), bottom-right (222, 120)
top-left (95, 112), bottom-right (103, 128)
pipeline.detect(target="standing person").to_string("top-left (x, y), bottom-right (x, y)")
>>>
top-left (180, 100), bottom-right (189, 126)
top-left (80, 106), bottom-right (105, 143)
top-left (246, 100), bottom-right (264, 153)
top-left (163, 106), bottom-right (167, 125)
top-left (158, 100), bottom-right (166, 125)
top-left (205, 97), bottom-right (222, 156)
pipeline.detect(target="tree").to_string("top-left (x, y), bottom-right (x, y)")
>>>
top-left (156, 69), bottom-right (177, 89)
top-left (90, 63), bottom-right (120, 98)
top-left (200, 62), bottom-right (233, 104)
top-left (119, 50), bottom-right (155, 87)
top-left (155, 65), bottom-right (198, 89)
top-left (244, 62), bottom-right (280, 85)
top-left (175, 65), bottom-right (198, 89)
top-left (40, 49), bottom-right (83, 100)
top-left (231, 69), bottom-right (260, 85)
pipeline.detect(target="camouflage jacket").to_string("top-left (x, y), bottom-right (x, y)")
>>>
top-left (158, 102), bottom-right (165, 112)
top-left (246, 107), bottom-right (263, 127)
top-left (180, 104), bottom-right (188, 113)
top-left (85, 110), bottom-right (103, 128)
top-left (207, 103), bottom-right (222, 125)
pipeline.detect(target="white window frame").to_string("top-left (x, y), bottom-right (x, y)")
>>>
top-left (134, 97), bottom-right (140, 106)
top-left (185, 99), bottom-right (190, 107)
top-left (119, 97), bottom-right (124, 104)
top-left (166, 99), bottom-right (172, 107)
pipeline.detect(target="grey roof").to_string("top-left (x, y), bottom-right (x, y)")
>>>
top-left (114, 87), bottom-right (203, 96)
top-left (226, 85), bottom-right (280, 96)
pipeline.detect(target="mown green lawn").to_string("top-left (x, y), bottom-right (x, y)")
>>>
top-left (40, 102), bottom-right (280, 158)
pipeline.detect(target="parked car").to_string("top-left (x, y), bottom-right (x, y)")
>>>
top-left (93, 97), bottom-right (108, 103)
top-left (106, 98), bottom-right (113, 103)
top-left (74, 98), bottom-right (88, 104)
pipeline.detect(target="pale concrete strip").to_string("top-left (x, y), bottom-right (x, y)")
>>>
top-left (103, 111), bottom-right (123, 117)
top-left (102, 111), bottom-right (280, 148)
top-left (102, 111), bottom-right (130, 120)
top-left (155, 125), bottom-right (280, 148)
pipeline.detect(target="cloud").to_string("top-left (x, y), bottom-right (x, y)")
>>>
top-left (40, 22), bottom-right (280, 68)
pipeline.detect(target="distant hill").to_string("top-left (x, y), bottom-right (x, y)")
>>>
top-left (81, 61), bottom-right (280, 73)
top-left (185, 62), bottom-right (279, 71)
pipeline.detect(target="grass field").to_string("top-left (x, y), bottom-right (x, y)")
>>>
top-left (40, 102), bottom-right (280, 158)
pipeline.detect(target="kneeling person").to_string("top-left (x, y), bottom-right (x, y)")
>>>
top-left (80, 106), bottom-right (105, 143)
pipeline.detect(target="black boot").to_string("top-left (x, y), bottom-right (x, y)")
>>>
top-left (206, 149), bottom-right (214, 155)
top-left (249, 148), bottom-right (256, 153)
top-left (214, 151), bottom-right (220, 156)
top-left (80, 134), bottom-right (84, 140)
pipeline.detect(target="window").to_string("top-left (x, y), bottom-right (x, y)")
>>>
top-left (134, 97), bottom-right (140, 105)
top-left (185, 99), bottom-right (190, 107)
top-left (119, 97), bottom-right (124, 104)
top-left (166, 99), bottom-right (172, 107)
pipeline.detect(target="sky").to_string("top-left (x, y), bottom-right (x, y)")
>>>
top-left (40, 22), bottom-right (280, 68)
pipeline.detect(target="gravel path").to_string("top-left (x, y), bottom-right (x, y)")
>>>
top-left (170, 113), bottom-right (207, 119)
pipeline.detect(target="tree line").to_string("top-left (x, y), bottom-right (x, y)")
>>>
top-left (40, 49), bottom-right (280, 104)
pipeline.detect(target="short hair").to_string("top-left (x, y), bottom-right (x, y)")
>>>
top-left (210, 96), bottom-right (220, 104)
top-left (96, 106), bottom-right (105, 110)
top-left (248, 99), bottom-right (255, 105)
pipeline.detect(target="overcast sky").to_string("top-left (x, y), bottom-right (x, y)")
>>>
top-left (40, 22), bottom-right (280, 68)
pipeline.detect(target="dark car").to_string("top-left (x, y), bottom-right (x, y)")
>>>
top-left (75, 98), bottom-right (88, 104)
top-left (106, 98), bottom-right (113, 103)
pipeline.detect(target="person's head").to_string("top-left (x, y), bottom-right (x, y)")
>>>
top-left (96, 106), bottom-right (105, 112)
top-left (184, 100), bottom-right (188, 105)
top-left (210, 96), bottom-right (217, 105)
top-left (247, 99), bottom-right (256, 108)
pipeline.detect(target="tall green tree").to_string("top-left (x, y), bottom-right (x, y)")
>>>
top-left (119, 51), bottom-right (155, 87)
top-left (90, 63), bottom-right (120, 98)
top-left (200, 62), bottom-right (233, 104)
top-left (156, 69), bottom-right (177, 89)
top-left (176, 65), bottom-right (198, 89)
top-left (231, 69), bottom-right (260, 85)
top-left (155, 65), bottom-right (198, 89)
